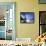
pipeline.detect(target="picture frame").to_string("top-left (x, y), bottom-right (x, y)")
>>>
top-left (39, 0), bottom-right (46, 4)
top-left (39, 11), bottom-right (46, 35)
top-left (20, 12), bottom-right (34, 24)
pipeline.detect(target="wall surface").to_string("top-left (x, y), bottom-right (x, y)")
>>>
top-left (0, 0), bottom-right (40, 40)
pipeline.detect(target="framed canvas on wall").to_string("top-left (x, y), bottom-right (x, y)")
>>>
top-left (39, 0), bottom-right (46, 4)
top-left (20, 12), bottom-right (34, 24)
top-left (39, 11), bottom-right (46, 35)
